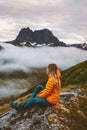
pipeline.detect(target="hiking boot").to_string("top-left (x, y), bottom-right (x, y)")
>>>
top-left (10, 101), bottom-right (18, 109)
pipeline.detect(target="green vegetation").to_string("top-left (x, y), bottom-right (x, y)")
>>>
top-left (0, 67), bottom-right (47, 79)
top-left (0, 60), bottom-right (87, 130)
top-left (61, 60), bottom-right (87, 86)
top-left (60, 60), bottom-right (87, 130)
top-left (0, 70), bottom-right (29, 79)
top-left (79, 97), bottom-right (87, 115)
top-left (69, 104), bottom-right (87, 130)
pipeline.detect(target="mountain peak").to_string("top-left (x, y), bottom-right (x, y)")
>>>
top-left (7, 27), bottom-right (66, 47)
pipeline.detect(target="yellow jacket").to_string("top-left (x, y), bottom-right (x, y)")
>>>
top-left (38, 70), bottom-right (61, 105)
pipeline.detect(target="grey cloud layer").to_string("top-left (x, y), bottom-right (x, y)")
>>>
top-left (0, 43), bottom-right (87, 72)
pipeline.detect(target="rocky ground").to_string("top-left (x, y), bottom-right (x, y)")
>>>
top-left (0, 87), bottom-right (87, 130)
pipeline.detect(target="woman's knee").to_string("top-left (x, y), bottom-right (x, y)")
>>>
top-left (37, 84), bottom-right (44, 89)
top-left (33, 84), bottom-right (44, 92)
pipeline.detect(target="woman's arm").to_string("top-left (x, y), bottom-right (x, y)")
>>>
top-left (37, 77), bottom-right (54, 98)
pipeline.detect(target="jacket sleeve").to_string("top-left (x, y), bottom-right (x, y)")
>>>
top-left (38, 77), bottom-right (54, 98)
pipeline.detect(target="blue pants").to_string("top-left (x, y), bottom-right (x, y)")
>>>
top-left (17, 84), bottom-right (51, 109)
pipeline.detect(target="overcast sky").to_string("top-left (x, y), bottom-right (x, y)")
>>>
top-left (0, 0), bottom-right (87, 43)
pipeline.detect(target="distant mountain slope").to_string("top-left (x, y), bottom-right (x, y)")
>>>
top-left (6, 27), bottom-right (66, 47)
top-left (0, 45), bottom-right (3, 50)
top-left (61, 60), bottom-right (87, 86)
top-left (69, 43), bottom-right (87, 50)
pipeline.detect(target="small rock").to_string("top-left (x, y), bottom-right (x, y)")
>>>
top-left (77, 110), bottom-right (86, 119)
top-left (32, 115), bottom-right (42, 125)
top-left (3, 126), bottom-right (11, 130)
top-left (48, 113), bottom-right (61, 125)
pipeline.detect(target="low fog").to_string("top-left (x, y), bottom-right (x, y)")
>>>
top-left (0, 42), bottom-right (87, 72)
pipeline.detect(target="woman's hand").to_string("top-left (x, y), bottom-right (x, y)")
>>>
top-left (36, 94), bottom-right (39, 97)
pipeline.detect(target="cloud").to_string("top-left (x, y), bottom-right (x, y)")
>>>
top-left (0, 0), bottom-right (87, 43)
top-left (0, 43), bottom-right (87, 72)
top-left (0, 42), bottom-right (87, 98)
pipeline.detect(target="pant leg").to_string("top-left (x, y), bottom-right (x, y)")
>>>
top-left (29, 97), bottom-right (51, 106)
top-left (31, 84), bottom-right (44, 97)
top-left (17, 96), bottom-right (51, 109)
top-left (17, 84), bottom-right (45, 110)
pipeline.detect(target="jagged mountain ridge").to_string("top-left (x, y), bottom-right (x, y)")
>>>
top-left (68, 43), bottom-right (87, 50)
top-left (6, 27), bottom-right (66, 47)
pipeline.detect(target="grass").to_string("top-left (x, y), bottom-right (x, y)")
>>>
top-left (0, 60), bottom-right (87, 123)
top-left (0, 67), bottom-right (47, 79)
top-left (61, 60), bottom-right (87, 86)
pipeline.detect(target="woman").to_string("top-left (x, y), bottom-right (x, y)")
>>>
top-left (10, 63), bottom-right (61, 110)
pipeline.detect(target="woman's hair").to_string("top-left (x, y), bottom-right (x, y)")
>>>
top-left (47, 63), bottom-right (59, 90)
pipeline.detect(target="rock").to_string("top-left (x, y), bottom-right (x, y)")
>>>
top-left (52, 103), bottom-right (70, 114)
top-left (2, 126), bottom-right (12, 130)
top-left (0, 88), bottom-right (87, 130)
top-left (48, 113), bottom-right (58, 122)
top-left (77, 110), bottom-right (86, 119)
top-left (32, 115), bottom-right (42, 125)
top-left (71, 97), bottom-right (79, 103)
top-left (69, 43), bottom-right (87, 50)
top-left (70, 97), bottom-right (79, 108)
top-left (6, 27), bottom-right (66, 47)
top-left (0, 45), bottom-right (3, 50)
